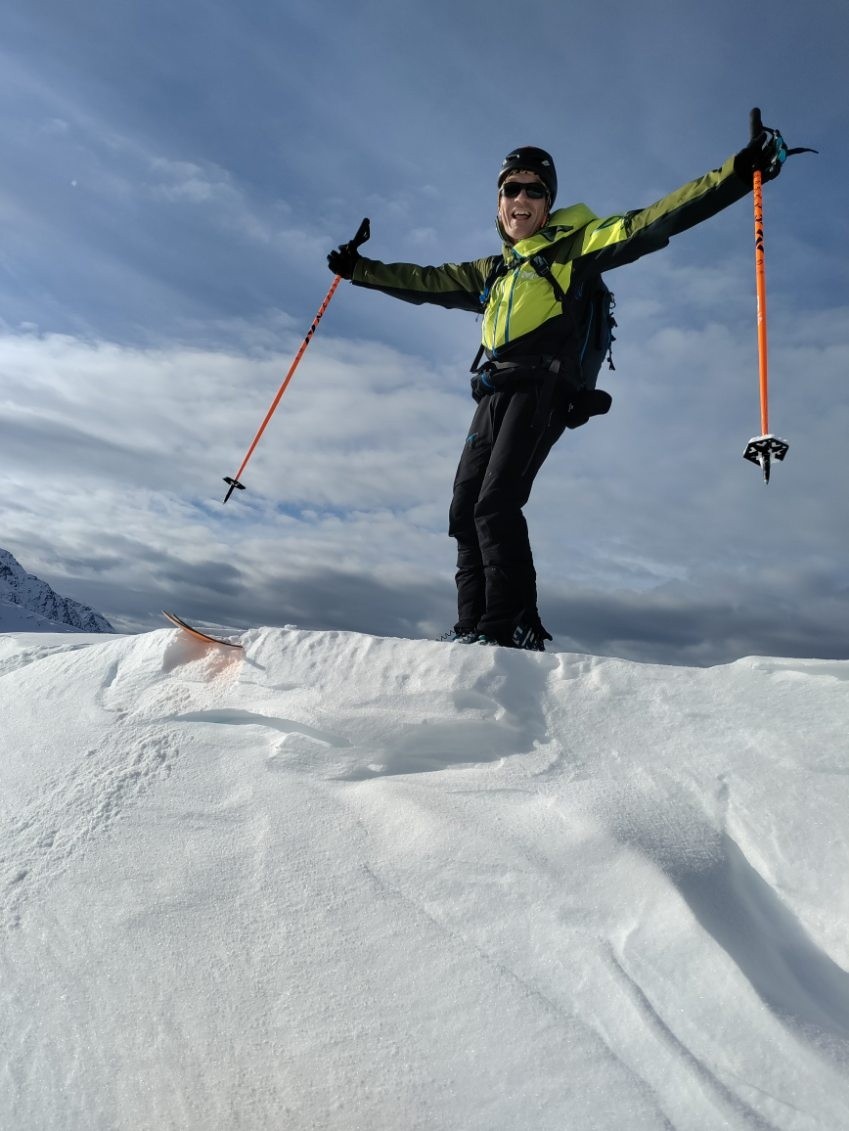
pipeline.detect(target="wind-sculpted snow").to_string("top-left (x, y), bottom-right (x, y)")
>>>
top-left (1, 626), bottom-right (848, 1129)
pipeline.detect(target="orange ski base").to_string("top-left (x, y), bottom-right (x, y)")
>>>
top-left (162, 611), bottom-right (244, 649)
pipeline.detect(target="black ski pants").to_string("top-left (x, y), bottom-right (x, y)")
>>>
top-left (448, 380), bottom-right (568, 638)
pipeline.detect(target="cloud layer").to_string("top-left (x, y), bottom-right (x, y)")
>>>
top-left (1, 0), bottom-right (847, 663)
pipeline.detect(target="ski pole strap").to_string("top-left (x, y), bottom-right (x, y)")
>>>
top-left (750, 106), bottom-right (818, 169)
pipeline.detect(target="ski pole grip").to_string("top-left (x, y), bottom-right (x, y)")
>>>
top-left (750, 107), bottom-right (763, 140)
top-left (350, 217), bottom-right (371, 251)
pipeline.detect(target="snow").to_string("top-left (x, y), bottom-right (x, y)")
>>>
top-left (0, 597), bottom-right (81, 633)
top-left (2, 624), bottom-right (848, 1130)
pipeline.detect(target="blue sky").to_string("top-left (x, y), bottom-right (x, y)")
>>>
top-left (1, 0), bottom-right (847, 663)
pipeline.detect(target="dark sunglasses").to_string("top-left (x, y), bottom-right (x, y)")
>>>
top-left (499, 180), bottom-right (548, 200)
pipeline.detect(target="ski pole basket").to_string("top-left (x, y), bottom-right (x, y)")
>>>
top-left (743, 434), bottom-right (789, 484)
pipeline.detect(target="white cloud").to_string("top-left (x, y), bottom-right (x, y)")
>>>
top-left (0, 328), bottom-right (464, 632)
top-left (1, 0), bottom-right (847, 659)
top-left (1, 279), bottom-right (848, 663)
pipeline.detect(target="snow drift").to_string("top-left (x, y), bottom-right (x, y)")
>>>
top-left (1, 625), bottom-right (848, 1130)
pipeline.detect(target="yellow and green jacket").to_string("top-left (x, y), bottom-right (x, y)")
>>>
top-left (352, 154), bottom-right (750, 364)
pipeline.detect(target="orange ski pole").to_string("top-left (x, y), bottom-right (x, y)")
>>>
top-left (753, 163), bottom-right (770, 436)
top-left (742, 108), bottom-right (788, 484)
top-left (223, 217), bottom-right (370, 503)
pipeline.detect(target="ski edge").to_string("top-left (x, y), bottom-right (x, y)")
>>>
top-left (162, 610), bottom-right (244, 650)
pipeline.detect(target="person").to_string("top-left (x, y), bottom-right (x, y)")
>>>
top-left (327, 124), bottom-right (791, 651)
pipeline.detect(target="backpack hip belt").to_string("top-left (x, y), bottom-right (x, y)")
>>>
top-left (469, 354), bottom-right (565, 403)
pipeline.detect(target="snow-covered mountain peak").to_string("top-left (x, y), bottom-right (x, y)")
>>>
top-left (0, 547), bottom-right (114, 633)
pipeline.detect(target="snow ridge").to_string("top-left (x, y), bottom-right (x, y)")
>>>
top-left (0, 547), bottom-right (113, 633)
top-left (1, 625), bottom-right (848, 1130)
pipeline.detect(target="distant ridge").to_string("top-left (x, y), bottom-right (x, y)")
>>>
top-left (0, 547), bottom-right (114, 633)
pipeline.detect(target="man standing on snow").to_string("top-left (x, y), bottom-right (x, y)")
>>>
top-left (327, 122), bottom-right (791, 651)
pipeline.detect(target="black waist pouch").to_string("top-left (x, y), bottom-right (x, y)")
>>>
top-left (563, 387), bottom-right (613, 429)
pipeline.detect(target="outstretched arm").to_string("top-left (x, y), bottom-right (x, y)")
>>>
top-left (327, 229), bottom-right (496, 313)
top-left (571, 124), bottom-right (794, 277)
top-left (349, 256), bottom-right (497, 314)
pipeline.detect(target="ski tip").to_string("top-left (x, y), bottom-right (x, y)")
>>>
top-left (162, 610), bottom-right (244, 649)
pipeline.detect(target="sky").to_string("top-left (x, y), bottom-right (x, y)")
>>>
top-left (1, 0), bottom-right (847, 664)
top-left (2, 626), bottom-right (849, 1127)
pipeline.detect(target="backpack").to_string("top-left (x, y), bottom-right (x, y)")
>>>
top-left (527, 254), bottom-right (616, 391)
top-left (476, 251), bottom-right (616, 394)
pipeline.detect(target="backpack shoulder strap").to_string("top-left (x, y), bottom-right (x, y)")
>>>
top-left (470, 258), bottom-right (510, 372)
top-left (528, 251), bottom-right (568, 307)
top-left (479, 258), bottom-right (509, 306)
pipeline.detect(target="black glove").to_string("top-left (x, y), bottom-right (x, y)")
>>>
top-left (327, 242), bottom-right (360, 279)
top-left (734, 127), bottom-right (789, 184)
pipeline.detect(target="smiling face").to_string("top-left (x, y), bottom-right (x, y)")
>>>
top-left (497, 171), bottom-right (550, 243)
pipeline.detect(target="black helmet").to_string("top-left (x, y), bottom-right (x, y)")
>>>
top-left (498, 146), bottom-right (557, 204)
